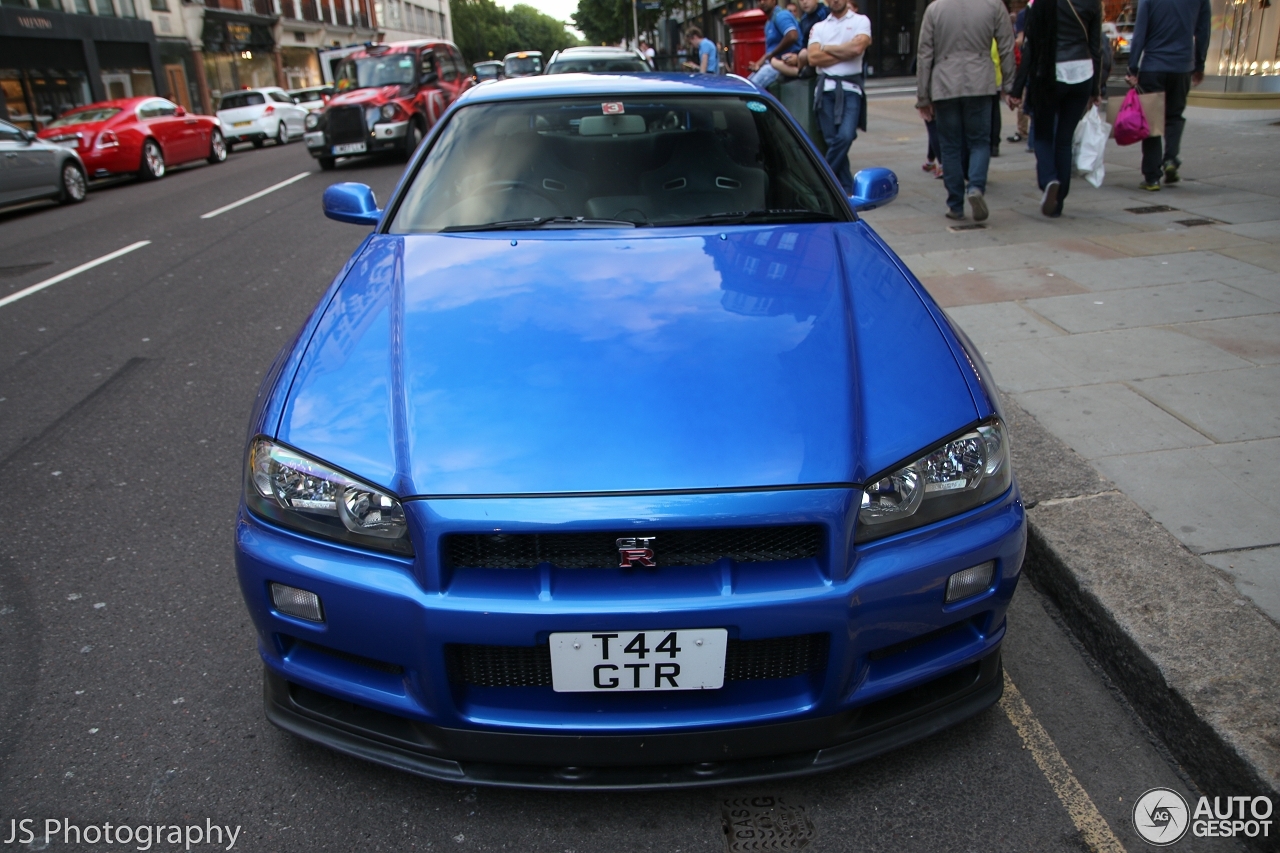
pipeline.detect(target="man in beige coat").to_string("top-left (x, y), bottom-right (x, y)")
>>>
top-left (915, 0), bottom-right (1015, 221)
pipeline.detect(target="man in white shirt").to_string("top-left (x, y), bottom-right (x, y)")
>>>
top-left (807, 0), bottom-right (872, 193)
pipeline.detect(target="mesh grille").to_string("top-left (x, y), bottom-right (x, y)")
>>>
top-left (327, 106), bottom-right (365, 144)
top-left (446, 634), bottom-right (828, 687)
top-left (444, 525), bottom-right (823, 570)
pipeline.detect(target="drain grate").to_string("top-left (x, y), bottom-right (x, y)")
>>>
top-left (948, 223), bottom-right (987, 232)
top-left (722, 797), bottom-right (815, 852)
top-left (1175, 218), bottom-right (1218, 227)
top-left (1125, 205), bottom-right (1177, 214)
top-left (0, 262), bottom-right (52, 279)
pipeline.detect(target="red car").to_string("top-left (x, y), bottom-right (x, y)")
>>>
top-left (304, 40), bottom-right (472, 169)
top-left (38, 96), bottom-right (227, 181)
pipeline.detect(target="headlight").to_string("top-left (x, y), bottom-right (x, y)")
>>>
top-left (244, 437), bottom-right (413, 556)
top-left (857, 419), bottom-right (1011, 542)
top-left (305, 112), bottom-right (319, 130)
top-left (380, 103), bottom-right (397, 121)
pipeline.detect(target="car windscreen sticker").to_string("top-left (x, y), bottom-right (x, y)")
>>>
top-left (602, 102), bottom-right (625, 115)
top-left (746, 101), bottom-right (767, 113)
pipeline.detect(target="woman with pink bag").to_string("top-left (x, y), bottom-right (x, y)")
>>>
top-left (1007, 0), bottom-right (1104, 217)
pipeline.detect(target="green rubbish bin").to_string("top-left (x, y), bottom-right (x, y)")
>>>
top-left (771, 76), bottom-right (826, 155)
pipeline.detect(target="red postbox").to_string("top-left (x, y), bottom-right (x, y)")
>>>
top-left (724, 9), bottom-right (767, 78)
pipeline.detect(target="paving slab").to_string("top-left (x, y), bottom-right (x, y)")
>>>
top-left (1218, 242), bottom-right (1280, 273)
top-left (1048, 250), bottom-right (1271, 289)
top-left (1176, 199), bottom-right (1280, 224)
top-left (1017, 383), bottom-right (1212, 459)
top-left (1130, 366), bottom-right (1280, 442)
top-left (1024, 280), bottom-right (1279, 332)
top-left (1203, 547), bottom-right (1280, 624)
top-left (943, 302), bottom-right (1063, 345)
top-left (1171, 314), bottom-right (1280, 364)
top-left (1220, 219), bottom-right (1280, 241)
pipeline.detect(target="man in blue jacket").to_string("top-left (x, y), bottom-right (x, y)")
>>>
top-left (1125, 0), bottom-right (1211, 189)
top-left (749, 0), bottom-right (800, 89)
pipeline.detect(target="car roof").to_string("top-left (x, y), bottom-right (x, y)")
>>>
top-left (550, 49), bottom-right (644, 59)
top-left (504, 50), bottom-right (542, 58)
top-left (455, 72), bottom-right (755, 106)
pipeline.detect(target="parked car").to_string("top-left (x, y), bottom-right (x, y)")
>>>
top-left (0, 118), bottom-right (87, 207)
top-left (217, 88), bottom-right (309, 149)
top-left (1111, 24), bottom-right (1134, 70)
top-left (471, 60), bottom-right (504, 83)
top-left (289, 85), bottom-right (335, 114)
top-left (36, 97), bottom-right (225, 181)
top-left (304, 40), bottom-right (472, 170)
top-left (502, 50), bottom-right (543, 77)
top-left (544, 46), bottom-right (653, 74)
top-left (237, 73), bottom-right (1025, 789)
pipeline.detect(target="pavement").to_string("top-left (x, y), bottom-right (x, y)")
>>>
top-left (855, 86), bottom-right (1280, 814)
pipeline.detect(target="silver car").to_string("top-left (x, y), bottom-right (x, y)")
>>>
top-left (0, 119), bottom-right (87, 208)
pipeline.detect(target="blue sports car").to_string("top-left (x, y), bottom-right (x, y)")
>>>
top-left (236, 73), bottom-right (1026, 789)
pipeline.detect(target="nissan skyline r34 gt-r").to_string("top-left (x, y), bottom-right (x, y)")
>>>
top-left (236, 73), bottom-right (1026, 790)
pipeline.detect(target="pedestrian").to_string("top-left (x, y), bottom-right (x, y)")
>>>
top-left (1125, 0), bottom-right (1211, 189)
top-left (1008, 0), bottom-right (1103, 217)
top-left (1007, 4), bottom-right (1032, 145)
top-left (989, 38), bottom-right (1004, 156)
top-left (639, 39), bottom-right (656, 65)
top-left (914, 0), bottom-right (1014, 221)
top-left (807, 0), bottom-right (872, 193)
top-left (684, 27), bottom-right (720, 73)
top-left (770, 0), bottom-right (829, 80)
top-left (748, 0), bottom-right (800, 90)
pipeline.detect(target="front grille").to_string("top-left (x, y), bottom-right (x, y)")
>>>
top-left (444, 525), bottom-right (823, 570)
top-left (446, 633), bottom-right (829, 688)
top-left (326, 106), bottom-right (365, 144)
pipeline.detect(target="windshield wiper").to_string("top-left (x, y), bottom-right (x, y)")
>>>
top-left (441, 217), bottom-right (638, 232)
top-left (664, 209), bottom-right (843, 226)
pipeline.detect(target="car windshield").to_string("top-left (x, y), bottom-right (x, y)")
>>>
top-left (45, 107), bottom-right (121, 128)
top-left (335, 54), bottom-right (415, 91)
top-left (548, 58), bottom-right (649, 73)
top-left (474, 64), bottom-right (501, 80)
top-left (389, 95), bottom-right (847, 233)
top-left (294, 90), bottom-right (325, 102)
top-left (219, 92), bottom-right (266, 110)
top-left (504, 56), bottom-right (541, 75)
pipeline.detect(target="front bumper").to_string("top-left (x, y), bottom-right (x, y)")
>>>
top-left (306, 119), bottom-right (408, 158)
top-left (236, 485), bottom-right (1025, 788)
top-left (265, 649), bottom-right (1004, 789)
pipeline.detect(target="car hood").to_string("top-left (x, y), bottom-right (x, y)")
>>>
top-left (276, 224), bottom-right (978, 496)
top-left (328, 86), bottom-right (403, 107)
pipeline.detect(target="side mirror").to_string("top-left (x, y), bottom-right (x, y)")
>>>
top-left (22, 129), bottom-right (38, 143)
top-left (174, 105), bottom-right (187, 116)
top-left (848, 167), bottom-right (898, 212)
top-left (323, 182), bottom-right (382, 226)
top-left (420, 70), bottom-right (438, 86)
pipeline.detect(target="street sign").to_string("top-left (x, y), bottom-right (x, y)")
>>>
top-left (637, 1), bottom-right (662, 10)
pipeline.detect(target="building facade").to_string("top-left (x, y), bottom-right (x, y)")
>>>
top-left (374, 0), bottom-right (449, 44)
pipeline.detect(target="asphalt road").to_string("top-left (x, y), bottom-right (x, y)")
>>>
top-left (0, 142), bottom-right (1244, 853)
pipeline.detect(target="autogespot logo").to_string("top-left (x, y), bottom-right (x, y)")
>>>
top-left (1133, 788), bottom-right (1190, 846)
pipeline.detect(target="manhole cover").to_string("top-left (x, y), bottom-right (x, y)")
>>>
top-left (1125, 205), bottom-right (1176, 214)
top-left (1175, 218), bottom-right (1218, 227)
top-left (0, 262), bottom-right (51, 279)
top-left (722, 796), bottom-right (815, 852)
top-left (948, 223), bottom-right (987, 232)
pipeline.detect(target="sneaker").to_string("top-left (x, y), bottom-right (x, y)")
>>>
top-left (1040, 180), bottom-right (1060, 217)
top-left (1006, 132), bottom-right (1024, 143)
top-left (1139, 181), bottom-right (1162, 192)
top-left (945, 209), bottom-right (966, 221)
top-left (923, 161), bottom-right (936, 173)
top-left (1163, 161), bottom-right (1180, 183)
top-left (967, 190), bottom-right (989, 222)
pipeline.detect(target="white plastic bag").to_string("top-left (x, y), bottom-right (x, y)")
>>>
top-left (1072, 105), bottom-right (1110, 189)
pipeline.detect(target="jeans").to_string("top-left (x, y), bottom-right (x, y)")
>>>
top-left (816, 87), bottom-right (861, 193)
top-left (1031, 79), bottom-right (1091, 208)
top-left (749, 63), bottom-right (782, 90)
top-left (925, 118), bottom-right (940, 162)
top-left (933, 96), bottom-right (992, 213)
top-left (1137, 71), bottom-right (1191, 182)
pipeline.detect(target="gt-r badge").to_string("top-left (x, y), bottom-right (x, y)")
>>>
top-left (617, 537), bottom-right (656, 568)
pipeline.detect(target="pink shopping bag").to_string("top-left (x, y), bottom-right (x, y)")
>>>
top-left (1113, 88), bottom-right (1150, 146)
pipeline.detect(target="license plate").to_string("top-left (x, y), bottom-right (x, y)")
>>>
top-left (549, 628), bottom-right (728, 692)
top-left (332, 142), bottom-right (366, 155)
top-left (233, 121), bottom-right (252, 127)
top-left (54, 140), bottom-right (78, 148)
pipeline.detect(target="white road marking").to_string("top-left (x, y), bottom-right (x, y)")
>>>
top-left (0, 240), bottom-right (151, 310)
top-left (200, 171), bottom-right (311, 219)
